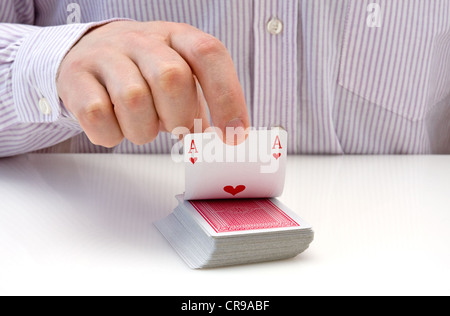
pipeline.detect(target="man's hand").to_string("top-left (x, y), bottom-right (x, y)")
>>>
top-left (56, 21), bottom-right (249, 147)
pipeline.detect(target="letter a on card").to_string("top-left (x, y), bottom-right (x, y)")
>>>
top-left (272, 135), bottom-right (282, 150)
top-left (188, 140), bottom-right (198, 154)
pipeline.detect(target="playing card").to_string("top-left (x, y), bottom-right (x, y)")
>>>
top-left (184, 128), bottom-right (287, 200)
top-left (175, 195), bottom-right (310, 237)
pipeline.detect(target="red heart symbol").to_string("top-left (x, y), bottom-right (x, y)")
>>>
top-left (223, 185), bottom-right (246, 196)
top-left (190, 157), bottom-right (198, 164)
top-left (273, 153), bottom-right (281, 160)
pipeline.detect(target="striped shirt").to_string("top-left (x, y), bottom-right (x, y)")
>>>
top-left (1, 0), bottom-right (450, 156)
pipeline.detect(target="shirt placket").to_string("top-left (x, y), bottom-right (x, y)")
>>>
top-left (252, 0), bottom-right (299, 153)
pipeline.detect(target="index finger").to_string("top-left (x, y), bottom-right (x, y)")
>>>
top-left (168, 24), bottom-right (250, 141)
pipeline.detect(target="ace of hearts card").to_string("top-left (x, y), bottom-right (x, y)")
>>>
top-left (184, 128), bottom-right (287, 200)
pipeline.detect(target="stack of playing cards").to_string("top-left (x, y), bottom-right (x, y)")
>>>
top-left (155, 128), bottom-right (314, 269)
top-left (155, 195), bottom-right (313, 269)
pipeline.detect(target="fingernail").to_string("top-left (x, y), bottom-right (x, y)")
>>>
top-left (224, 118), bottom-right (246, 145)
top-left (226, 118), bottom-right (245, 130)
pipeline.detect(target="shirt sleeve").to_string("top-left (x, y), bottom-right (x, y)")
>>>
top-left (0, 1), bottom-right (119, 157)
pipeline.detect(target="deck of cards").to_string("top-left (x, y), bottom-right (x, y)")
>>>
top-left (155, 128), bottom-right (314, 269)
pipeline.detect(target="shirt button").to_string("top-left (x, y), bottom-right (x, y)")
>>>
top-left (38, 97), bottom-right (52, 115)
top-left (267, 17), bottom-right (283, 35)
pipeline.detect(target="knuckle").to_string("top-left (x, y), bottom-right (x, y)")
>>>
top-left (191, 35), bottom-right (227, 59)
top-left (147, 31), bottom-right (169, 44)
top-left (61, 57), bottom-right (87, 78)
top-left (115, 84), bottom-right (150, 110)
top-left (78, 102), bottom-right (108, 126)
top-left (77, 102), bottom-right (124, 148)
top-left (156, 63), bottom-right (190, 94)
top-left (126, 29), bottom-right (147, 42)
top-left (125, 30), bottom-right (153, 49)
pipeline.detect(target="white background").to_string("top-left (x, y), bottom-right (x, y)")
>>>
top-left (1, 154), bottom-right (449, 295)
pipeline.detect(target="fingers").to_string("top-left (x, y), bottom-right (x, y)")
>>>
top-left (127, 40), bottom-right (200, 133)
top-left (96, 54), bottom-right (160, 145)
top-left (58, 72), bottom-right (124, 147)
top-left (193, 76), bottom-right (212, 133)
top-left (57, 21), bottom-right (249, 149)
top-left (168, 24), bottom-right (250, 137)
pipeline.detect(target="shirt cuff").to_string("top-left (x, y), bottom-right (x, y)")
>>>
top-left (12, 19), bottom-right (127, 124)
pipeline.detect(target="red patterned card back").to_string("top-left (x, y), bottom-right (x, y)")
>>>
top-left (189, 199), bottom-right (300, 233)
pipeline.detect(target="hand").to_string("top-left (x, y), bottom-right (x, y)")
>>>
top-left (56, 21), bottom-right (249, 147)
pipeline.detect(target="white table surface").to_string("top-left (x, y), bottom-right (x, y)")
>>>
top-left (0, 154), bottom-right (449, 296)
